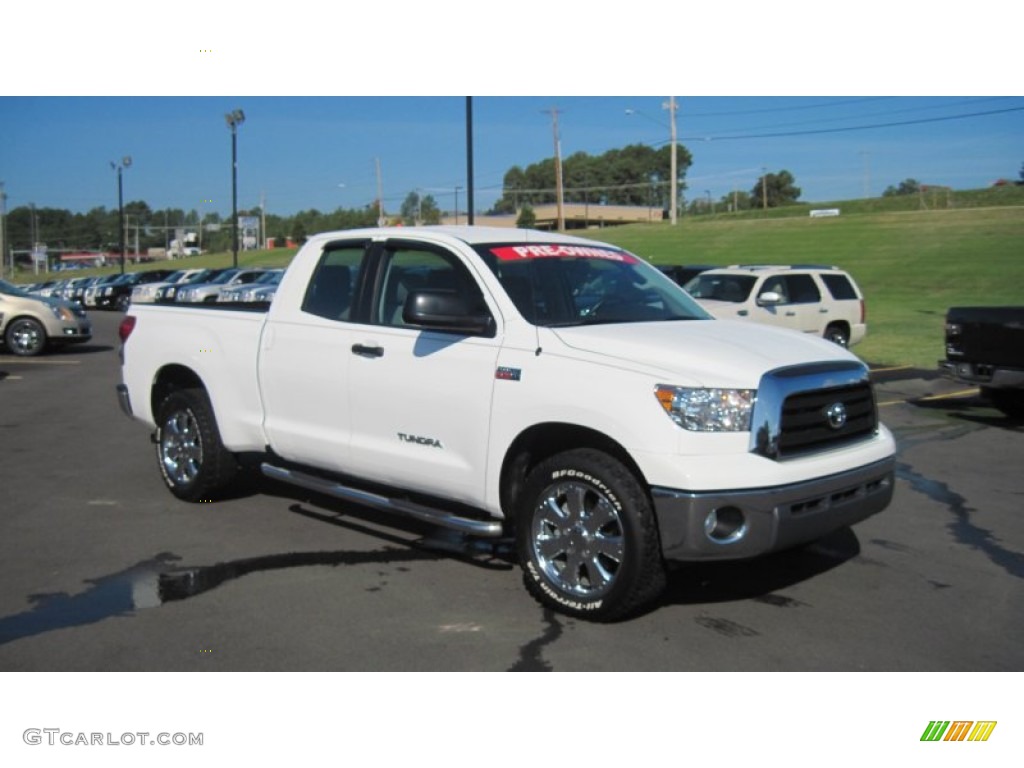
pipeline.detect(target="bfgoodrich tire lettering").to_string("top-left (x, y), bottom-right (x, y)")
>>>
top-left (155, 388), bottom-right (238, 501)
top-left (516, 449), bottom-right (666, 621)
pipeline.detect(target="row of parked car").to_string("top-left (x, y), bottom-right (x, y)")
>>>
top-left (21, 267), bottom-right (284, 312)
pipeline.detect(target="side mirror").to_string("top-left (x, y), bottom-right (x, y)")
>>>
top-left (757, 291), bottom-right (782, 306)
top-left (403, 290), bottom-right (493, 336)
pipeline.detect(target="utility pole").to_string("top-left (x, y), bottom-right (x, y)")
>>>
top-left (664, 96), bottom-right (678, 225)
top-left (465, 96), bottom-right (474, 225)
top-left (375, 157), bottom-right (384, 226)
top-left (260, 191), bottom-right (267, 250)
top-left (859, 150), bottom-right (871, 199)
top-left (543, 107), bottom-right (565, 231)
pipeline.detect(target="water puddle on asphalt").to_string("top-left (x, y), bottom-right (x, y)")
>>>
top-left (0, 528), bottom-right (515, 648)
top-left (0, 548), bottom-right (433, 648)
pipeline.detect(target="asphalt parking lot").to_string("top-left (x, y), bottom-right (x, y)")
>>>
top-left (1, 310), bottom-right (1021, 671)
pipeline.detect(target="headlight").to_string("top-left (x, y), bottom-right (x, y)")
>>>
top-left (655, 386), bottom-right (755, 432)
top-left (49, 304), bottom-right (76, 322)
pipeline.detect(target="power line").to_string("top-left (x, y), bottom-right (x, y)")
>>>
top-left (679, 106), bottom-right (1024, 142)
top-left (690, 96), bottom-right (1013, 137)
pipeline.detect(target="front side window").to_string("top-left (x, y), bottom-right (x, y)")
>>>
top-left (377, 246), bottom-right (490, 328)
top-left (685, 273), bottom-right (757, 304)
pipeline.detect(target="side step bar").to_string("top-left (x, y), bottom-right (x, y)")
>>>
top-left (260, 463), bottom-right (504, 538)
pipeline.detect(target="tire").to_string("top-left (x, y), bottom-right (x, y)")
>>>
top-left (824, 323), bottom-right (849, 347)
top-left (516, 449), bottom-right (666, 621)
top-left (155, 388), bottom-right (238, 502)
top-left (983, 387), bottom-right (1024, 419)
top-left (4, 317), bottom-right (47, 356)
top-left (116, 294), bottom-right (130, 312)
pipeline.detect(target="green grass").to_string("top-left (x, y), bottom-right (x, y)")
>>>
top-left (590, 205), bottom-right (1024, 368)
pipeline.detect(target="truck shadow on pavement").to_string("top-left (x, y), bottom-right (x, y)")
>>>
top-left (659, 527), bottom-right (862, 608)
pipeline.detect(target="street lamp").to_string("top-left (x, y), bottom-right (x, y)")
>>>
top-left (110, 156), bottom-right (132, 275)
top-left (225, 109), bottom-right (245, 268)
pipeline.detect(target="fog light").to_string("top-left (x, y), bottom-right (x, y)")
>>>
top-left (704, 506), bottom-right (747, 544)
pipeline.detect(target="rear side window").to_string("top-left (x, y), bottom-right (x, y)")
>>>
top-left (820, 273), bottom-right (859, 300)
top-left (783, 274), bottom-right (821, 304)
top-left (302, 245), bottom-right (366, 321)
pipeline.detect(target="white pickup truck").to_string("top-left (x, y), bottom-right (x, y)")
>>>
top-left (116, 226), bottom-right (896, 620)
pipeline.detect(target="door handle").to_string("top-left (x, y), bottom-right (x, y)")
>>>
top-left (352, 344), bottom-right (384, 358)
top-left (785, 311), bottom-right (796, 317)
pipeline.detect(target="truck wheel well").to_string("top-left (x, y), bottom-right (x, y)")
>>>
top-left (151, 364), bottom-right (206, 417)
top-left (499, 423), bottom-right (648, 527)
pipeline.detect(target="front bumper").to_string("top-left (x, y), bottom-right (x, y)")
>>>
top-left (652, 456), bottom-right (895, 561)
top-left (55, 319), bottom-right (91, 344)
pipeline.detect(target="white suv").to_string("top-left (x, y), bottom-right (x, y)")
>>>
top-left (684, 265), bottom-right (867, 347)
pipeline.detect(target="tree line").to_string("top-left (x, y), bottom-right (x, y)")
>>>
top-left (3, 142), bottom-right (818, 255)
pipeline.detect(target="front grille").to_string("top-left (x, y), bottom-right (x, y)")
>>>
top-left (778, 382), bottom-right (876, 457)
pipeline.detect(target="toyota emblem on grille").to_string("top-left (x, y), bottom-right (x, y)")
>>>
top-left (825, 402), bottom-right (848, 430)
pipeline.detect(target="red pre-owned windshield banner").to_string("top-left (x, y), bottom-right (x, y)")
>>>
top-left (490, 245), bottom-right (638, 263)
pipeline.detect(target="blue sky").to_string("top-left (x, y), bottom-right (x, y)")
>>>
top-left (2, 95), bottom-right (1021, 217)
top-left (1, 5), bottom-right (1020, 218)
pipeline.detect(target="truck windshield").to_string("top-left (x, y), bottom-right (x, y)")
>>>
top-left (476, 242), bottom-right (710, 326)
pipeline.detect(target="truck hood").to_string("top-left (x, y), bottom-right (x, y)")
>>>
top-left (548, 319), bottom-right (859, 388)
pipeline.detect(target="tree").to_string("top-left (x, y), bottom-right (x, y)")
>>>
top-left (751, 170), bottom-right (801, 208)
top-left (516, 204), bottom-right (537, 229)
top-left (494, 143), bottom-right (693, 212)
top-left (882, 178), bottom-right (921, 197)
top-left (420, 195), bottom-right (441, 224)
top-left (400, 191), bottom-right (421, 225)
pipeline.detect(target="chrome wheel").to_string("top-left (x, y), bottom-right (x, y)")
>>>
top-left (160, 407), bottom-right (203, 487)
top-left (5, 318), bottom-right (46, 356)
top-left (530, 480), bottom-right (626, 600)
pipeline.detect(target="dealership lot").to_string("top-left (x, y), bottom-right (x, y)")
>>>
top-left (1, 311), bottom-right (1021, 671)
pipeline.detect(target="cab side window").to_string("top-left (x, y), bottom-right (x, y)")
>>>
top-left (302, 245), bottom-right (366, 321)
top-left (783, 274), bottom-right (821, 304)
top-left (377, 247), bottom-right (490, 329)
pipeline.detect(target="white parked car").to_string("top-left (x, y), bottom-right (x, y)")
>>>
top-left (684, 265), bottom-right (868, 347)
top-left (217, 269), bottom-right (283, 302)
top-left (174, 268), bottom-right (267, 304)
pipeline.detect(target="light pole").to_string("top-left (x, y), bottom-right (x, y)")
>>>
top-left (0, 181), bottom-right (7, 278)
top-left (110, 156), bottom-right (132, 275)
top-left (225, 109), bottom-right (245, 268)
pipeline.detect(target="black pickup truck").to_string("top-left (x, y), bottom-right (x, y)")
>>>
top-left (940, 306), bottom-right (1024, 417)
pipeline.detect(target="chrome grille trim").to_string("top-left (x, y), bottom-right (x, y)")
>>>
top-left (749, 361), bottom-right (876, 459)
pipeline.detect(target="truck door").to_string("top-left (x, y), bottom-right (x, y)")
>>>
top-left (345, 239), bottom-right (501, 504)
top-left (258, 240), bottom-right (369, 472)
